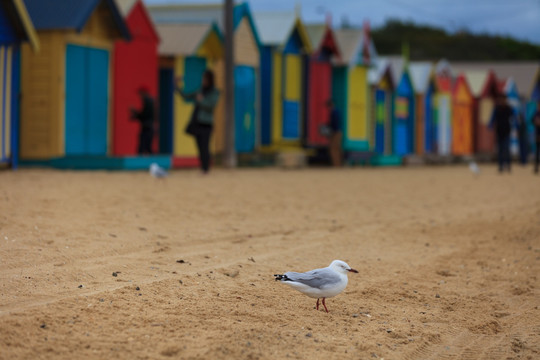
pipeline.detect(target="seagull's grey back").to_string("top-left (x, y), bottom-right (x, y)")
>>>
top-left (284, 268), bottom-right (342, 289)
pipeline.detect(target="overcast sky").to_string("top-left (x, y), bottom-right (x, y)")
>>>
top-left (144, 0), bottom-right (540, 45)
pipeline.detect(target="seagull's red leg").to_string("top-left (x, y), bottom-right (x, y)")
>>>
top-left (322, 298), bottom-right (329, 313)
top-left (316, 298), bottom-right (320, 310)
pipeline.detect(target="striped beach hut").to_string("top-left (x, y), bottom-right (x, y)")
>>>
top-left (368, 58), bottom-right (395, 155)
top-left (452, 74), bottom-right (474, 156)
top-left (155, 22), bottom-right (223, 167)
top-left (0, 0), bottom-right (38, 168)
top-left (304, 23), bottom-right (341, 148)
top-left (150, 2), bottom-right (261, 155)
top-left (254, 12), bottom-right (312, 150)
top-left (333, 27), bottom-right (376, 152)
top-left (409, 62), bottom-right (435, 155)
top-left (20, 0), bottom-right (130, 160)
top-left (434, 60), bottom-right (453, 156)
top-left (113, 0), bottom-right (160, 156)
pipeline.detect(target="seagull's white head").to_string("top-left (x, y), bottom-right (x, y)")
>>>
top-left (150, 163), bottom-right (159, 172)
top-left (329, 260), bottom-right (359, 274)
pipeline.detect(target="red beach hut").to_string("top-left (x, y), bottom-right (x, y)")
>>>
top-left (304, 23), bottom-right (341, 147)
top-left (113, 0), bottom-right (160, 155)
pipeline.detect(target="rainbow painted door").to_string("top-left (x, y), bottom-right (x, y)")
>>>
top-left (65, 44), bottom-right (109, 155)
top-left (234, 65), bottom-right (256, 153)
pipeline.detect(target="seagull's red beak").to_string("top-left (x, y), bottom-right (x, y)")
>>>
top-left (348, 268), bottom-right (358, 273)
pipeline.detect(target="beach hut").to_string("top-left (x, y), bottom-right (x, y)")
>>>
top-left (303, 23), bottom-right (341, 148)
top-left (433, 60), bottom-right (453, 156)
top-left (112, 0), bottom-right (159, 156)
top-left (393, 66), bottom-right (415, 156)
top-left (368, 58), bottom-right (395, 155)
top-left (409, 62), bottom-right (436, 155)
top-left (254, 12), bottom-right (312, 150)
top-left (451, 66), bottom-right (499, 155)
top-left (150, 3), bottom-right (261, 155)
top-left (452, 74), bottom-right (475, 156)
top-left (19, 0), bottom-right (130, 160)
top-left (333, 27), bottom-right (376, 152)
top-left (155, 23), bottom-right (223, 167)
top-left (0, 0), bottom-right (38, 168)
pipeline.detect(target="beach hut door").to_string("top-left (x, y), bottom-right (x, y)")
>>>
top-left (234, 65), bottom-right (256, 153)
top-left (65, 45), bottom-right (109, 156)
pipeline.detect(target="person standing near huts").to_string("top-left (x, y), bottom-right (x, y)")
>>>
top-left (131, 87), bottom-right (155, 155)
top-left (175, 70), bottom-right (220, 174)
top-left (326, 99), bottom-right (343, 167)
top-left (534, 101), bottom-right (540, 174)
top-left (491, 93), bottom-right (514, 173)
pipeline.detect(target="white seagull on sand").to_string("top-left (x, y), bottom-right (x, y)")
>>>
top-left (274, 260), bottom-right (358, 313)
top-left (149, 163), bottom-right (168, 178)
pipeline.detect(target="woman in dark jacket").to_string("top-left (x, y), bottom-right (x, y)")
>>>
top-left (176, 70), bottom-right (220, 173)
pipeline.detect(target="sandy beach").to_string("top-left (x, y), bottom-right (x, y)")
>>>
top-left (0, 166), bottom-right (539, 359)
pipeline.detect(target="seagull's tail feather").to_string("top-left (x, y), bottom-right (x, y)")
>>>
top-left (274, 274), bottom-right (290, 281)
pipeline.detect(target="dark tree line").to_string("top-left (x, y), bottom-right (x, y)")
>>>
top-left (370, 19), bottom-right (540, 61)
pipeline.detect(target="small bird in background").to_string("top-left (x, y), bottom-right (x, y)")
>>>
top-left (149, 163), bottom-right (168, 178)
top-left (469, 161), bottom-right (480, 175)
top-left (274, 260), bottom-right (358, 313)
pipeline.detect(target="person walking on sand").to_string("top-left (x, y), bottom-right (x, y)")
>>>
top-left (534, 101), bottom-right (540, 174)
top-left (491, 94), bottom-right (513, 173)
top-left (130, 86), bottom-right (155, 155)
top-left (175, 70), bottom-right (220, 174)
top-left (326, 99), bottom-right (343, 167)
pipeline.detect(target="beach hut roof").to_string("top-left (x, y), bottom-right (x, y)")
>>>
top-left (156, 22), bottom-right (222, 57)
top-left (24, 0), bottom-right (130, 39)
top-left (304, 23), bottom-right (340, 59)
top-left (334, 27), bottom-right (377, 66)
top-left (114, 0), bottom-right (159, 43)
top-left (115, 0), bottom-right (137, 16)
top-left (253, 11), bottom-right (311, 52)
top-left (0, 0), bottom-right (39, 50)
top-left (409, 62), bottom-right (434, 94)
top-left (379, 56), bottom-right (404, 86)
top-left (368, 58), bottom-right (393, 86)
top-left (148, 2), bottom-right (261, 48)
top-left (452, 62), bottom-right (539, 97)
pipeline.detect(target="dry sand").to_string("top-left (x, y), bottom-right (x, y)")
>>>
top-left (0, 166), bottom-right (539, 359)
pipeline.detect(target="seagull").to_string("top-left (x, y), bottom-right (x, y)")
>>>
top-left (274, 260), bottom-right (358, 313)
top-left (149, 163), bottom-right (168, 178)
top-left (469, 161), bottom-right (480, 175)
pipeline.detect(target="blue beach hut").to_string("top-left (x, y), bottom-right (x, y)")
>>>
top-left (253, 12), bottom-right (312, 150)
top-left (394, 67), bottom-right (415, 156)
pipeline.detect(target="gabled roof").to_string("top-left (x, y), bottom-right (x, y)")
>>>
top-left (409, 62), bottom-right (434, 94)
top-left (379, 56), bottom-right (404, 86)
top-left (115, 0), bottom-right (159, 43)
top-left (115, 0), bottom-right (137, 16)
top-left (304, 23), bottom-right (340, 59)
top-left (0, 0), bottom-right (39, 51)
top-left (334, 27), bottom-right (376, 67)
top-left (148, 2), bottom-right (261, 48)
top-left (156, 22), bottom-right (223, 57)
top-left (368, 58), bottom-right (393, 87)
top-left (253, 12), bottom-right (311, 52)
top-left (24, 0), bottom-right (130, 39)
top-left (452, 62), bottom-right (539, 97)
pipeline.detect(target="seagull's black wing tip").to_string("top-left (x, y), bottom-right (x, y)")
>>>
top-left (274, 274), bottom-right (289, 281)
